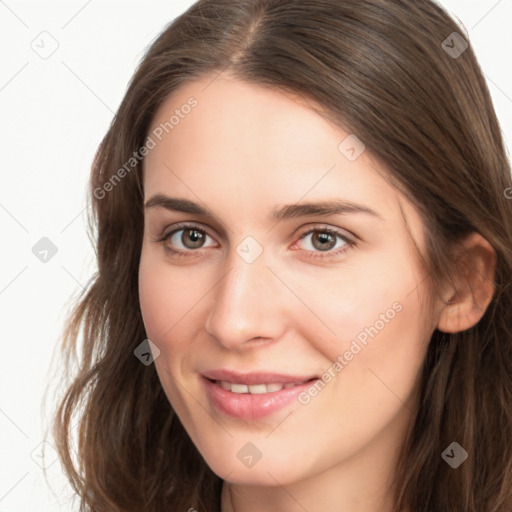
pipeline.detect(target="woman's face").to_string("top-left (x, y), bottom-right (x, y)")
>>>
top-left (139, 73), bottom-right (437, 489)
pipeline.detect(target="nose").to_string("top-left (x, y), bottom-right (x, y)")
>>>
top-left (204, 243), bottom-right (287, 351)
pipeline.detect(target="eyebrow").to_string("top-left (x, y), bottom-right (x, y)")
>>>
top-left (144, 194), bottom-right (383, 222)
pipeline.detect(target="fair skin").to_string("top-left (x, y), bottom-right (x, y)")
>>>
top-left (138, 72), bottom-right (496, 512)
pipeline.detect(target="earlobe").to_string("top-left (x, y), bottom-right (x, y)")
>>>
top-left (437, 232), bottom-right (497, 334)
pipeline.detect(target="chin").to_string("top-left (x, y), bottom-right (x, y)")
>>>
top-left (198, 442), bottom-right (308, 486)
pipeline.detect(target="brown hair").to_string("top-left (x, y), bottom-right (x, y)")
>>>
top-left (51, 0), bottom-right (512, 510)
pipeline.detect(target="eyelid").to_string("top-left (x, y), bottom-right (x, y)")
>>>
top-left (294, 223), bottom-right (356, 243)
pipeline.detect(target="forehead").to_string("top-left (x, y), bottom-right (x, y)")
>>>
top-left (142, 74), bottom-right (421, 237)
top-left (145, 75), bottom-right (348, 177)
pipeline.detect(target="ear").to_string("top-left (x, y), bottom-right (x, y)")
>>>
top-left (437, 232), bottom-right (497, 334)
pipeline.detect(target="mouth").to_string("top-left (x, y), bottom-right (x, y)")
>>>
top-left (209, 378), bottom-right (315, 394)
top-left (201, 370), bottom-right (319, 420)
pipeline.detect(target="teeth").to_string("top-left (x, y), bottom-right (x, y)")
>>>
top-left (216, 381), bottom-right (308, 394)
top-left (266, 383), bottom-right (285, 392)
top-left (248, 384), bottom-right (268, 394)
top-left (230, 383), bottom-right (249, 393)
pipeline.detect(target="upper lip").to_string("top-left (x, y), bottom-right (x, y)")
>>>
top-left (202, 369), bottom-right (318, 385)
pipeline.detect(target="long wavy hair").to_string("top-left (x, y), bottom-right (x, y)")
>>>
top-left (50, 0), bottom-right (512, 510)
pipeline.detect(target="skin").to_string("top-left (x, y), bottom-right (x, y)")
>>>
top-left (138, 72), bottom-right (496, 512)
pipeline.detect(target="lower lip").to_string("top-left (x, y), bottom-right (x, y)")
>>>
top-left (202, 376), bottom-right (317, 420)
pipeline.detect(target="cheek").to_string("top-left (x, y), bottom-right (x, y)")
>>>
top-left (138, 260), bottom-right (168, 339)
top-left (138, 248), bottom-right (210, 360)
top-left (138, 248), bottom-right (185, 343)
top-left (301, 246), bottom-right (430, 393)
top-left (288, 275), bottom-right (428, 465)
top-left (334, 269), bottom-right (428, 404)
top-left (138, 254), bottom-right (193, 404)
top-left (287, 250), bottom-right (423, 355)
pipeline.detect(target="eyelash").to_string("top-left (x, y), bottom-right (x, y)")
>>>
top-left (154, 222), bottom-right (357, 260)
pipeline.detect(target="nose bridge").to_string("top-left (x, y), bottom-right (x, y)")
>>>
top-left (205, 239), bottom-right (282, 348)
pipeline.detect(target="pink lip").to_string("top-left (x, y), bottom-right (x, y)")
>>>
top-left (201, 370), bottom-right (318, 420)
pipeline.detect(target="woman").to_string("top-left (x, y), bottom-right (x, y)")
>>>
top-left (52, 0), bottom-right (512, 510)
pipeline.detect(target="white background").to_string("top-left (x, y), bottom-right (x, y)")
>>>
top-left (0, 1), bottom-right (511, 510)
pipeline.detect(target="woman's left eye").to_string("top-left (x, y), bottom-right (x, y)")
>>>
top-left (293, 227), bottom-right (355, 259)
top-left (155, 223), bottom-right (356, 259)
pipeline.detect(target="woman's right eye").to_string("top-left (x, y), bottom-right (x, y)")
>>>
top-left (157, 223), bottom-right (216, 256)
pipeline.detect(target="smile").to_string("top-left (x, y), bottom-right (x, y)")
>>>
top-left (214, 380), bottom-right (311, 394)
top-left (202, 373), bottom-right (319, 420)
